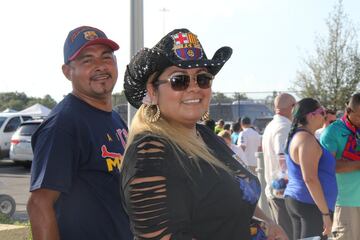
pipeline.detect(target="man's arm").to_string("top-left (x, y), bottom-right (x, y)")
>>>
top-left (334, 156), bottom-right (360, 173)
top-left (27, 188), bottom-right (61, 240)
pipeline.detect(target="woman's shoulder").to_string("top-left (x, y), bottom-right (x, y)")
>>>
top-left (129, 132), bottom-right (169, 147)
top-left (292, 130), bottom-right (320, 151)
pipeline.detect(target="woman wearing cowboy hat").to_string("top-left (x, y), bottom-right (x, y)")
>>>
top-left (121, 28), bottom-right (287, 240)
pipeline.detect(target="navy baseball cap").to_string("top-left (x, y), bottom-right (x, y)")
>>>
top-left (63, 26), bottom-right (119, 64)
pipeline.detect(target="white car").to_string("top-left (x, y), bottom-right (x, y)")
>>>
top-left (0, 113), bottom-right (34, 158)
top-left (9, 119), bottom-right (43, 167)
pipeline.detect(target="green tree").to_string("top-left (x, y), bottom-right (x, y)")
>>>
top-left (27, 95), bottom-right (57, 109)
top-left (211, 92), bottom-right (233, 104)
top-left (0, 92), bottom-right (57, 111)
top-left (232, 92), bottom-right (248, 101)
top-left (0, 92), bottom-right (28, 111)
top-left (293, 0), bottom-right (360, 110)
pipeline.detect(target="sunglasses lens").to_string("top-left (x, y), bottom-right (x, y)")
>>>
top-left (169, 75), bottom-right (190, 91)
top-left (196, 73), bottom-right (213, 89)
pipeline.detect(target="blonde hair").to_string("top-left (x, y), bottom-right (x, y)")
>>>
top-left (125, 104), bottom-right (231, 173)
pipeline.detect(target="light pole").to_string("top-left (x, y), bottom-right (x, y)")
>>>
top-left (128, 0), bottom-right (144, 126)
top-left (159, 7), bottom-right (169, 35)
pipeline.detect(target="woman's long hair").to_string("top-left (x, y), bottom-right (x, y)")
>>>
top-left (284, 98), bottom-right (321, 154)
top-left (125, 104), bottom-right (232, 173)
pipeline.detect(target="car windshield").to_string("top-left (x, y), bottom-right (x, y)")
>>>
top-left (19, 123), bottom-right (40, 136)
top-left (0, 117), bottom-right (6, 128)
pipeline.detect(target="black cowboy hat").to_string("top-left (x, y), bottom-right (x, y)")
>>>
top-left (124, 28), bottom-right (233, 109)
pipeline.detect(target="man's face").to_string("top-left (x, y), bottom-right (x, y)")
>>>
top-left (348, 105), bottom-right (360, 128)
top-left (62, 44), bottom-right (118, 101)
top-left (326, 113), bottom-right (337, 125)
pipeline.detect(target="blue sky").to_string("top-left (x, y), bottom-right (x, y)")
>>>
top-left (1, 0), bottom-right (359, 102)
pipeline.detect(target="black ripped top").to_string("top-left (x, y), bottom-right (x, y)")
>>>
top-left (121, 124), bottom-right (261, 240)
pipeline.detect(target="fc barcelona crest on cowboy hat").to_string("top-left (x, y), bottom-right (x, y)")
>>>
top-left (124, 28), bottom-right (233, 109)
top-left (171, 31), bottom-right (203, 61)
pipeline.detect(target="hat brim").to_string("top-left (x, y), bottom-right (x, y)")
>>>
top-left (68, 38), bottom-right (119, 62)
top-left (167, 46), bottom-right (232, 75)
top-left (124, 46), bottom-right (232, 109)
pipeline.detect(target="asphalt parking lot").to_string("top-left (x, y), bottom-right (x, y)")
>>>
top-left (0, 159), bottom-right (30, 221)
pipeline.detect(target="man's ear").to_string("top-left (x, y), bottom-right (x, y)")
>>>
top-left (62, 64), bottom-right (71, 81)
top-left (346, 107), bottom-right (352, 114)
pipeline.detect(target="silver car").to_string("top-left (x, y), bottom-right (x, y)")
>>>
top-left (9, 119), bottom-right (43, 168)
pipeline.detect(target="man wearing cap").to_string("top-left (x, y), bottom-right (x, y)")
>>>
top-left (262, 93), bottom-right (296, 239)
top-left (27, 26), bottom-right (132, 240)
top-left (320, 93), bottom-right (360, 239)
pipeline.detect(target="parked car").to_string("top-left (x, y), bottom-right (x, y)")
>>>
top-left (0, 113), bottom-right (34, 158)
top-left (9, 119), bottom-right (43, 167)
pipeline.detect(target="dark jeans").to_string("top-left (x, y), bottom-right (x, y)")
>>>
top-left (285, 197), bottom-right (332, 240)
top-left (267, 197), bottom-right (293, 239)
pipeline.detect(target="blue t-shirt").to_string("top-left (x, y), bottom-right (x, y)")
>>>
top-left (30, 94), bottom-right (132, 240)
top-left (231, 132), bottom-right (240, 145)
top-left (284, 131), bottom-right (338, 211)
top-left (321, 119), bottom-right (360, 206)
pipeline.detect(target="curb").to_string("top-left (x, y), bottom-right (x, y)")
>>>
top-left (0, 224), bottom-right (30, 240)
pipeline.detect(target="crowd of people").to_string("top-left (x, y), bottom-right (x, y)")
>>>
top-left (25, 25), bottom-right (360, 240)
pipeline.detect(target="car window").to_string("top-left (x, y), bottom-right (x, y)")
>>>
top-left (0, 117), bottom-right (6, 129)
top-left (18, 123), bottom-right (41, 136)
top-left (4, 117), bottom-right (21, 132)
top-left (22, 116), bottom-right (33, 122)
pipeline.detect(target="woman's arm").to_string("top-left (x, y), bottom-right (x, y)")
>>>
top-left (296, 133), bottom-right (332, 236)
top-left (253, 206), bottom-right (288, 240)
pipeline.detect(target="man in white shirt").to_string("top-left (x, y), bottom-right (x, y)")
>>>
top-left (238, 117), bottom-right (261, 173)
top-left (262, 93), bottom-right (296, 239)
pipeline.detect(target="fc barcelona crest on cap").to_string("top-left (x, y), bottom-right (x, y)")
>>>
top-left (171, 31), bottom-right (203, 61)
top-left (83, 31), bottom-right (99, 41)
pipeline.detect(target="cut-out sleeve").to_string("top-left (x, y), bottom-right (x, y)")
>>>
top-left (122, 136), bottom-right (193, 240)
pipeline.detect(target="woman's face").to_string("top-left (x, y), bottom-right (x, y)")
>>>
top-left (147, 66), bottom-right (212, 128)
top-left (307, 106), bottom-right (326, 129)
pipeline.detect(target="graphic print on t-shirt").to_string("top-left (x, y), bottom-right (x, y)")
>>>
top-left (235, 175), bottom-right (261, 204)
top-left (101, 128), bottom-right (128, 172)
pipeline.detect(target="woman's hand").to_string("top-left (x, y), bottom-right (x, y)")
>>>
top-left (266, 221), bottom-right (289, 240)
top-left (322, 215), bottom-right (333, 237)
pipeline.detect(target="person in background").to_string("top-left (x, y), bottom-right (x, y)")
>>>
top-left (121, 28), bottom-right (287, 240)
top-left (238, 116), bottom-right (261, 172)
top-left (214, 118), bottom-right (225, 134)
top-left (284, 98), bottom-right (337, 240)
top-left (315, 109), bottom-right (337, 139)
top-left (320, 93), bottom-right (360, 240)
top-left (224, 123), bottom-right (231, 131)
top-left (218, 130), bottom-right (247, 164)
top-left (231, 121), bottom-right (241, 145)
top-left (262, 93), bottom-right (296, 238)
top-left (27, 26), bottom-right (132, 240)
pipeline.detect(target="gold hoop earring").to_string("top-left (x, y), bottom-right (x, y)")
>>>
top-left (201, 110), bottom-right (210, 121)
top-left (143, 104), bottom-right (161, 123)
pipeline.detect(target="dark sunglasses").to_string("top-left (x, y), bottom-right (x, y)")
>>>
top-left (155, 72), bottom-right (214, 91)
top-left (309, 107), bottom-right (326, 116)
